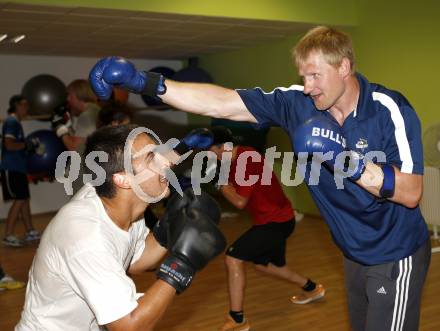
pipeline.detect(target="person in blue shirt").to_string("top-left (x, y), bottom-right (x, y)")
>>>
top-left (1, 95), bottom-right (40, 247)
top-left (89, 26), bottom-right (430, 331)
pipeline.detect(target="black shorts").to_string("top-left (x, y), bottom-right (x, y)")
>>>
top-left (226, 219), bottom-right (295, 267)
top-left (1, 170), bottom-right (30, 201)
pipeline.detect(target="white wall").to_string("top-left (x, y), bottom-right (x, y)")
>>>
top-left (0, 54), bottom-right (186, 219)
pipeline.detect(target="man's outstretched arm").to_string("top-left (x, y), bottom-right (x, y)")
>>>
top-left (162, 80), bottom-right (256, 122)
top-left (89, 56), bottom-right (257, 123)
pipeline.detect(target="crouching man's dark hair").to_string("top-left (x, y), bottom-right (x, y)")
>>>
top-left (84, 124), bottom-right (139, 198)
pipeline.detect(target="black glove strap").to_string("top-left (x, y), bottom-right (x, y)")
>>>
top-left (142, 72), bottom-right (167, 97)
top-left (156, 256), bottom-right (194, 294)
top-left (173, 141), bottom-right (190, 156)
top-left (25, 139), bottom-right (36, 154)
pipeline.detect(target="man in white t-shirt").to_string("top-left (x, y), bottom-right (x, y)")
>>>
top-left (16, 124), bottom-right (226, 331)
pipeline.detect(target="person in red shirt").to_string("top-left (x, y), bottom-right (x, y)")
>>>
top-left (208, 126), bottom-right (325, 331)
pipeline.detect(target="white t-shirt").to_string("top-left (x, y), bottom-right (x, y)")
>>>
top-left (16, 184), bottom-right (149, 331)
top-left (72, 103), bottom-right (99, 139)
top-left (70, 103), bottom-right (100, 194)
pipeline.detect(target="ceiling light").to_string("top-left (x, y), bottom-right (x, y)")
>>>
top-left (12, 35), bottom-right (26, 43)
top-left (0, 34), bottom-right (7, 42)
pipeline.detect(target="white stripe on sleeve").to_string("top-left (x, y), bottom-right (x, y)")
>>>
top-left (262, 84), bottom-right (304, 95)
top-left (372, 92), bottom-right (414, 173)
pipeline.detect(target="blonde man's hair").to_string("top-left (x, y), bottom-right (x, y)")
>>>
top-left (67, 79), bottom-right (97, 103)
top-left (293, 26), bottom-right (355, 73)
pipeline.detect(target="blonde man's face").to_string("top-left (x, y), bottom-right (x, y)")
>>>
top-left (298, 51), bottom-right (346, 111)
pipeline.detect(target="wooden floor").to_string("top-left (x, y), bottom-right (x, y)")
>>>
top-left (1, 209), bottom-right (439, 331)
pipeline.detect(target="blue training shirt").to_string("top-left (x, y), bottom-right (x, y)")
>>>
top-left (237, 73), bottom-right (429, 265)
top-left (1, 115), bottom-right (27, 173)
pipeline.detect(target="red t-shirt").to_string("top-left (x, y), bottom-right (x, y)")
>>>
top-left (229, 146), bottom-right (294, 225)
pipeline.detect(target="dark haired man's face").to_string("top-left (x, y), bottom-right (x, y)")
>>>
top-left (130, 133), bottom-right (171, 201)
top-left (15, 99), bottom-right (29, 119)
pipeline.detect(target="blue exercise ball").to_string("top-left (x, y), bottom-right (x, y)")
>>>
top-left (26, 130), bottom-right (66, 176)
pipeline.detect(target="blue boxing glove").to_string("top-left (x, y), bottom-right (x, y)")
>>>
top-left (293, 116), bottom-right (365, 181)
top-left (174, 128), bottom-right (214, 156)
top-left (89, 56), bottom-right (166, 100)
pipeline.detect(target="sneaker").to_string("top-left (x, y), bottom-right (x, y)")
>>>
top-left (24, 230), bottom-right (41, 242)
top-left (0, 275), bottom-right (26, 290)
top-left (295, 212), bottom-right (305, 222)
top-left (220, 315), bottom-right (250, 331)
top-left (2, 235), bottom-right (24, 247)
top-left (291, 284), bottom-right (326, 304)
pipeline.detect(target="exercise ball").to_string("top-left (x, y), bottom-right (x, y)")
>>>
top-left (26, 130), bottom-right (66, 177)
top-left (141, 66), bottom-right (176, 108)
top-left (22, 74), bottom-right (67, 116)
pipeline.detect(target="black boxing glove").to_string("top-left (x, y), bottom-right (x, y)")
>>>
top-left (152, 188), bottom-right (222, 248)
top-left (144, 206), bottom-right (159, 231)
top-left (156, 188), bottom-right (226, 293)
top-left (152, 217), bottom-right (168, 248)
top-left (24, 137), bottom-right (40, 154)
top-left (166, 187), bottom-right (221, 226)
top-left (143, 206), bottom-right (167, 248)
top-left (51, 104), bottom-right (71, 137)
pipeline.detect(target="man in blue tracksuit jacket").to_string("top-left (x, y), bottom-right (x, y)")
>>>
top-left (89, 26), bottom-right (430, 331)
